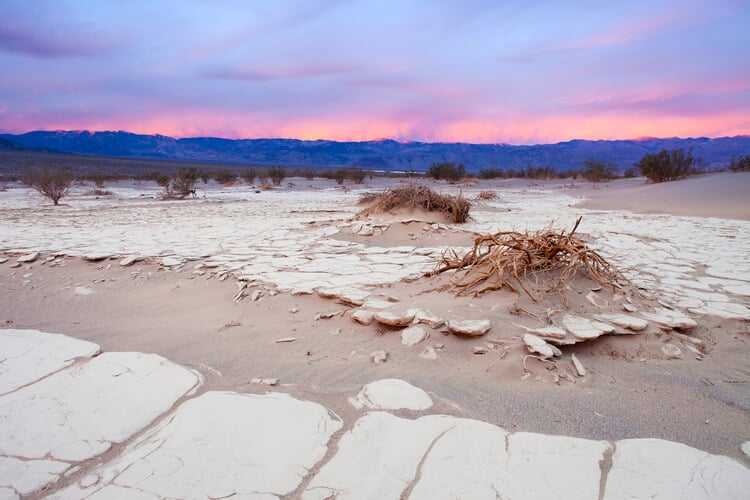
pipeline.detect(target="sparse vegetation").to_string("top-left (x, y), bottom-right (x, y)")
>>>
top-left (241, 168), bottom-right (257, 184)
top-left (154, 173), bottom-right (171, 187)
top-left (24, 165), bottom-right (73, 205)
top-left (82, 171), bottom-right (109, 188)
top-left (729, 154), bottom-right (750, 172)
top-left (319, 168), bottom-right (369, 184)
top-left (359, 185), bottom-right (471, 223)
top-left (478, 165), bottom-right (560, 180)
top-left (268, 166), bottom-right (286, 186)
top-left (332, 169), bottom-right (347, 185)
top-left (349, 168), bottom-right (366, 184)
top-left (580, 159), bottom-right (617, 183)
top-left (427, 162), bottom-right (466, 183)
top-left (637, 148), bottom-right (698, 183)
top-left (212, 170), bottom-right (236, 184)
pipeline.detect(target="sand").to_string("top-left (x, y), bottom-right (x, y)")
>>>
top-left (578, 171), bottom-right (750, 220)
top-left (1, 172), bottom-right (749, 494)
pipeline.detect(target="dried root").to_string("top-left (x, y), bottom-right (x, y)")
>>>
top-left (434, 217), bottom-right (625, 301)
top-left (359, 185), bottom-right (471, 223)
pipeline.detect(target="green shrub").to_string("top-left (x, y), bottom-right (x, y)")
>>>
top-left (637, 148), bottom-right (697, 182)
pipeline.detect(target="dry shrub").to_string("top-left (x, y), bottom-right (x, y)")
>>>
top-left (359, 185), bottom-right (471, 223)
top-left (25, 165), bottom-right (73, 205)
top-left (358, 192), bottom-right (381, 204)
top-left (435, 217), bottom-right (624, 300)
top-left (475, 191), bottom-right (498, 201)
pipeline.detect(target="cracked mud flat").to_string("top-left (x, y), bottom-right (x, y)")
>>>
top-left (1, 174), bottom-right (749, 497)
top-left (1, 331), bottom-right (749, 499)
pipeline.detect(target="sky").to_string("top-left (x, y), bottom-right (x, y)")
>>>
top-left (1, 0), bottom-right (749, 145)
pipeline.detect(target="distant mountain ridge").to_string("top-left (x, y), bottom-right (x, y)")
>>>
top-left (2, 130), bottom-right (749, 172)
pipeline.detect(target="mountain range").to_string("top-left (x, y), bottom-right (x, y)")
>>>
top-left (2, 130), bottom-right (749, 173)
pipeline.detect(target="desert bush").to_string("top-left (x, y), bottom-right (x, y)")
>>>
top-left (154, 174), bottom-right (171, 187)
top-left (333, 169), bottom-right (347, 185)
top-left (240, 168), bottom-right (257, 184)
top-left (213, 170), bottom-right (236, 184)
top-left (729, 155), bottom-right (750, 172)
top-left (478, 168), bottom-right (504, 179)
top-left (580, 159), bottom-right (618, 182)
top-left (637, 148), bottom-right (697, 183)
top-left (268, 166), bottom-right (286, 186)
top-left (521, 165), bottom-right (557, 179)
top-left (427, 162), bottom-right (466, 183)
top-left (24, 165), bottom-right (73, 205)
top-left (200, 172), bottom-right (210, 184)
top-left (350, 168), bottom-right (366, 184)
top-left (623, 167), bottom-right (638, 178)
top-left (359, 185), bottom-right (471, 223)
top-left (479, 165), bottom-right (559, 180)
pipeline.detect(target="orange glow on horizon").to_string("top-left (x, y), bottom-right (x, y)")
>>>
top-left (6, 111), bottom-right (749, 145)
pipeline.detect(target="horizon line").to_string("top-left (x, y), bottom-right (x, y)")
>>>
top-left (2, 128), bottom-right (750, 148)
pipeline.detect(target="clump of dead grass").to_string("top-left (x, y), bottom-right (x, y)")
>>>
top-left (434, 217), bottom-right (625, 300)
top-left (358, 191), bottom-right (380, 205)
top-left (475, 191), bottom-right (498, 201)
top-left (359, 185), bottom-right (471, 223)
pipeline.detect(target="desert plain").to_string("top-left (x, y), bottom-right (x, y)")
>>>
top-left (1, 171), bottom-right (749, 498)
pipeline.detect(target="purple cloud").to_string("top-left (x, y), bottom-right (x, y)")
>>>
top-left (202, 62), bottom-right (359, 82)
top-left (0, 23), bottom-right (119, 58)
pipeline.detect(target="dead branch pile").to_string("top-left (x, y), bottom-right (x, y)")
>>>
top-left (434, 217), bottom-right (625, 300)
top-left (359, 185), bottom-right (471, 223)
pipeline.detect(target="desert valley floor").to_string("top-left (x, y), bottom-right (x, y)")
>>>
top-left (0, 172), bottom-right (749, 498)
